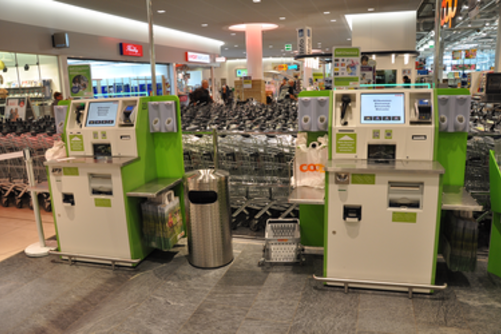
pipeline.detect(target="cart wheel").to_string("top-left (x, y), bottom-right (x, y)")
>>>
top-left (258, 259), bottom-right (265, 267)
top-left (249, 219), bottom-right (259, 231)
top-left (43, 198), bottom-right (52, 212)
top-left (15, 198), bottom-right (23, 209)
top-left (1, 195), bottom-right (9, 208)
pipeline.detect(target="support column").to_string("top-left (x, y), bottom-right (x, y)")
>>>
top-left (495, 5), bottom-right (501, 71)
top-left (146, 0), bottom-right (157, 96)
top-left (433, 0), bottom-right (442, 86)
top-left (245, 24), bottom-right (263, 80)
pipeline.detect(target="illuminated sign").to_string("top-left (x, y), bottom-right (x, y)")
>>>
top-left (119, 43), bottom-right (143, 57)
top-left (441, 0), bottom-right (458, 28)
top-left (185, 52), bottom-right (211, 64)
top-left (288, 64), bottom-right (299, 71)
top-left (285, 44), bottom-right (292, 51)
top-left (215, 57), bottom-right (226, 63)
top-left (277, 64), bottom-right (288, 71)
top-left (236, 69), bottom-right (248, 77)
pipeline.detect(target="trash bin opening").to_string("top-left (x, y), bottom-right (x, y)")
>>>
top-left (188, 191), bottom-right (218, 204)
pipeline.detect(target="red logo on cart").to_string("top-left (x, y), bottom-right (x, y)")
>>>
top-left (120, 43), bottom-right (143, 57)
top-left (300, 164), bottom-right (325, 173)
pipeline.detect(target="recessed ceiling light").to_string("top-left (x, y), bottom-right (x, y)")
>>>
top-left (234, 45), bottom-right (238, 47)
top-left (269, 45), bottom-right (273, 48)
top-left (243, 51), bottom-right (246, 54)
top-left (368, 8), bottom-right (375, 11)
top-left (330, 19), bottom-right (337, 22)
top-left (458, 16), bottom-right (462, 20)
top-left (253, 0), bottom-right (261, 2)
top-left (325, 48), bottom-right (329, 51)
top-left (324, 11), bottom-right (330, 14)
top-left (468, 24), bottom-right (472, 27)
top-left (347, 38), bottom-right (351, 41)
top-left (231, 33), bottom-right (236, 36)
top-left (279, 17), bottom-right (286, 20)
top-left (157, 10), bottom-right (165, 13)
top-left (486, 23), bottom-right (490, 26)
top-left (201, 23), bottom-right (208, 27)
top-left (225, 48), bottom-right (228, 50)
top-left (281, 49), bottom-right (284, 51)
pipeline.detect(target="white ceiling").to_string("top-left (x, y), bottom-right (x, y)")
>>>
top-left (55, 0), bottom-right (422, 58)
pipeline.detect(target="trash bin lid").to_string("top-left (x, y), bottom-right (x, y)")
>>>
top-left (185, 169), bottom-right (229, 188)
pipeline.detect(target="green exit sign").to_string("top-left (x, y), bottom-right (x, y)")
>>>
top-left (285, 44), bottom-right (292, 51)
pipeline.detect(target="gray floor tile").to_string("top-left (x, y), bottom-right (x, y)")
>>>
top-left (357, 293), bottom-right (417, 334)
top-left (178, 301), bottom-right (248, 334)
top-left (289, 278), bottom-right (358, 334)
top-left (113, 282), bottom-right (211, 334)
top-left (417, 327), bottom-right (472, 334)
top-left (237, 318), bottom-right (290, 334)
top-left (413, 289), bottom-right (469, 331)
top-left (455, 291), bottom-right (501, 334)
top-left (205, 284), bottom-right (263, 309)
top-left (0, 255), bottom-right (55, 286)
top-left (6, 270), bottom-right (129, 334)
top-left (246, 286), bottom-right (303, 322)
top-left (64, 270), bottom-right (165, 334)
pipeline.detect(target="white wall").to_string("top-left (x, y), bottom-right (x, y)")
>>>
top-left (348, 11), bottom-right (417, 52)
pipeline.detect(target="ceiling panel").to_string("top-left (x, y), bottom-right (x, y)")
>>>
top-left (55, 0), bottom-right (422, 58)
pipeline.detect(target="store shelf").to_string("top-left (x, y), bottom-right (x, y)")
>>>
top-left (127, 178), bottom-right (183, 198)
top-left (289, 187), bottom-right (324, 205)
top-left (442, 186), bottom-right (483, 212)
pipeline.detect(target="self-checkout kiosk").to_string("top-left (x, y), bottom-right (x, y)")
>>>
top-left (46, 96), bottom-right (185, 266)
top-left (293, 86), bottom-right (479, 295)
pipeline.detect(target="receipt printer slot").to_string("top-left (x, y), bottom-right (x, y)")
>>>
top-left (344, 205), bottom-right (362, 223)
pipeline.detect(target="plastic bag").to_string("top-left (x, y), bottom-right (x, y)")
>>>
top-left (45, 140), bottom-right (67, 161)
top-left (141, 190), bottom-right (185, 251)
top-left (293, 134), bottom-right (328, 188)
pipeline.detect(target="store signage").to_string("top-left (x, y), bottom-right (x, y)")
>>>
top-left (277, 64), bottom-right (288, 71)
top-left (243, 76), bottom-right (252, 89)
top-left (186, 52), bottom-right (211, 64)
top-left (285, 44), bottom-right (292, 52)
top-left (332, 46), bottom-right (361, 88)
top-left (288, 64), bottom-right (299, 71)
top-left (297, 27), bottom-right (312, 55)
top-left (441, 0), bottom-right (458, 28)
top-left (215, 56), bottom-right (226, 63)
top-left (120, 43), bottom-right (143, 57)
top-left (68, 65), bottom-right (93, 97)
top-left (236, 69), bottom-right (248, 77)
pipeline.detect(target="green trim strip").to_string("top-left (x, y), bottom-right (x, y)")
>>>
top-left (324, 172), bottom-right (329, 277)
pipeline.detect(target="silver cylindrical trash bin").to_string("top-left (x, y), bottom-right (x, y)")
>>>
top-left (185, 169), bottom-right (233, 268)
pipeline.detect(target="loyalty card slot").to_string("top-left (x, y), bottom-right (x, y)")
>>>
top-left (89, 174), bottom-right (113, 196)
top-left (343, 205), bottom-right (362, 223)
top-left (388, 182), bottom-right (423, 209)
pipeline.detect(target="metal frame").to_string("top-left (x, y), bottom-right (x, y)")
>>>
top-left (49, 250), bottom-right (141, 270)
top-left (313, 275), bottom-right (447, 299)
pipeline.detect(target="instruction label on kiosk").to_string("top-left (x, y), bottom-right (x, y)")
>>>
top-left (392, 212), bottom-right (417, 223)
top-left (69, 135), bottom-right (84, 152)
top-left (63, 167), bottom-right (79, 176)
top-left (332, 47), bottom-right (361, 87)
top-left (336, 133), bottom-right (357, 154)
top-left (95, 198), bottom-right (112, 208)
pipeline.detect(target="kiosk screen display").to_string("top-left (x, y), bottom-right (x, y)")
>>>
top-left (361, 93), bottom-right (405, 124)
top-left (86, 101), bottom-right (119, 127)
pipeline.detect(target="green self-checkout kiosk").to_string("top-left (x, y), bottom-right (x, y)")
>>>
top-left (47, 96), bottom-right (185, 266)
top-left (294, 87), bottom-right (483, 294)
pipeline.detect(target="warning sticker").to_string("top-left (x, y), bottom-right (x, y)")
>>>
top-left (336, 133), bottom-right (357, 154)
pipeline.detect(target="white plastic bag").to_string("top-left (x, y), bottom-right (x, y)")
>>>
top-left (45, 140), bottom-right (67, 161)
top-left (293, 134), bottom-right (328, 189)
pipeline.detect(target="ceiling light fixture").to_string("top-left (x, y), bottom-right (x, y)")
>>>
top-left (253, 0), bottom-right (261, 2)
top-left (225, 48), bottom-right (228, 50)
top-left (234, 45), bottom-right (238, 47)
top-left (231, 33), bottom-right (236, 36)
top-left (201, 23), bottom-right (208, 27)
top-left (324, 11), bottom-right (330, 14)
top-left (330, 19), bottom-right (336, 22)
top-left (347, 38), bottom-right (351, 41)
top-left (368, 8), bottom-right (375, 11)
top-left (279, 17), bottom-right (286, 20)
top-left (157, 10), bottom-right (165, 13)
top-left (269, 45), bottom-right (273, 48)
top-left (486, 23), bottom-right (490, 26)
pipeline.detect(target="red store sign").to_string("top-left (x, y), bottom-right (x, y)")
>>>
top-left (185, 52), bottom-right (211, 64)
top-left (120, 43), bottom-right (143, 57)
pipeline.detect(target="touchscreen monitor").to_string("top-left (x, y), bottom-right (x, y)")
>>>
top-left (360, 93), bottom-right (405, 124)
top-left (86, 101), bottom-right (119, 127)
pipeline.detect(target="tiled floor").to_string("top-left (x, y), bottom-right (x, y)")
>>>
top-left (0, 207), bottom-right (55, 261)
top-left (1, 209), bottom-right (501, 333)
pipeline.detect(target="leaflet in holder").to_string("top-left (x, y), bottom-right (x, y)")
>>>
top-left (360, 93), bottom-right (405, 124)
top-left (86, 101), bottom-right (119, 127)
